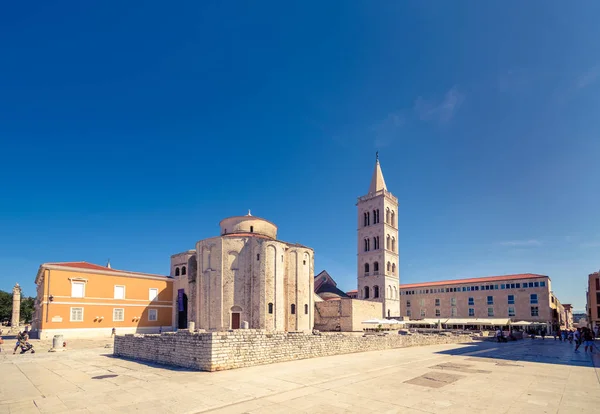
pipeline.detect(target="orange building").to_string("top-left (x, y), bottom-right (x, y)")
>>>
top-left (32, 262), bottom-right (173, 339)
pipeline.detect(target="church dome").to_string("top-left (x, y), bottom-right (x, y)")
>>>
top-left (219, 213), bottom-right (278, 239)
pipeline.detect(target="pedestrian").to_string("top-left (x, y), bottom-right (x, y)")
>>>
top-left (541, 328), bottom-right (546, 340)
top-left (13, 331), bottom-right (23, 354)
top-left (568, 330), bottom-right (574, 344)
top-left (583, 328), bottom-right (594, 353)
top-left (574, 328), bottom-right (582, 352)
top-left (0, 334), bottom-right (4, 353)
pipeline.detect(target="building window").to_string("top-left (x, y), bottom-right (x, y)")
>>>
top-left (468, 297), bottom-right (474, 306)
top-left (148, 309), bottom-right (158, 321)
top-left (181, 266), bottom-right (186, 275)
top-left (268, 303), bottom-right (273, 314)
top-left (468, 308), bottom-right (474, 317)
top-left (113, 308), bottom-right (124, 322)
top-left (487, 296), bottom-right (493, 305)
top-left (70, 307), bottom-right (84, 322)
top-left (391, 210), bottom-right (395, 226)
top-left (391, 237), bottom-right (396, 252)
top-left (435, 309), bottom-right (441, 317)
top-left (373, 285), bottom-right (380, 298)
top-left (501, 284), bottom-right (505, 289)
top-left (373, 262), bottom-right (379, 273)
top-left (540, 281), bottom-right (546, 287)
top-left (71, 282), bottom-right (85, 298)
top-left (508, 307), bottom-right (515, 317)
top-left (291, 304), bottom-right (296, 314)
top-left (114, 285), bottom-right (125, 300)
top-left (530, 294), bottom-right (538, 304)
top-left (257, 254), bottom-right (260, 261)
top-left (597, 306), bottom-right (600, 318)
top-left (364, 287), bottom-right (370, 299)
top-left (435, 298), bottom-right (440, 306)
top-left (392, 263), bottom-right (396, 274)
top-left (250, 226), bottom-right (254, 233)
top-left (488, 307), bottom-right (494, 317)
top-left (531, 306), bottom-right (539, 317)
top-left (367, 212), bottom-right (370, 225)
top-left (419, 298), bottom-right (425, 306)
top-left (508, 295), bottom-right (514, 305)
top-left (387, 262), bottom-right (391, 272)
top-left (451, 307), bottom-right (457, 317)
top-left (364, 263), bottom-right (370, 274)
top-left (534, 282), bottom-right (539, 287)
top-left (149, 288), bottom-right (158, 301)
top-left (420, 309), bottom-right (426, 317)
top-left (406, 300), bottom-right (411, 308)
top-left (175, 267), bottom-right (180, 276)
top-left (305, 304), bottom-right (308, 314)
top-left (386, 208), bottom-right (390, 224)
top-left (407, 309), bottom-right (411, 317)
top-left (450, 297), bottom-right (456, 306)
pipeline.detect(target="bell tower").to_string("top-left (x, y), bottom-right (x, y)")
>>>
top-left (356, 154), bottom-right (400, 317)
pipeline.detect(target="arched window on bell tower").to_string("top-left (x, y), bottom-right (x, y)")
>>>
top-left (364, 263), bottom-right (370, 275)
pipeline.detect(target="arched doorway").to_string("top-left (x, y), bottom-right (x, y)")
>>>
top-left (231, 305), bottom-right (242, 329)
top-left (177, 289), bottom-right (188, 329)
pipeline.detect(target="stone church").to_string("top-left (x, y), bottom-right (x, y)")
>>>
top-left (170, 213), bottom-right (315, 332)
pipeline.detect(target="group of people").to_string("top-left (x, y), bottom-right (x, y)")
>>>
top-left (552, 327), bottom-right (597, 353)
top-left (0, 328), bottom-right (35, 355)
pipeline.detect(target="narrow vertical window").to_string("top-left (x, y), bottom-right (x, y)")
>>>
top-left (175, 267), bottom-right (180, 276)
top-left (268, 303), bottom-right (273, 314)
top-left (250, 226), bottom-right (254, 233)
top-left (291, 304), bottom-right (296, 314)
top-left (304, 304), bottom-right (308, 314)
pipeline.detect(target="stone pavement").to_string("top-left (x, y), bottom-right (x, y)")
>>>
top-left (0, 337), bottom-right (599, 413)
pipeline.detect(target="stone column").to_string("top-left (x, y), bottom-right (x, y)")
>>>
top-left (11, 283), bottom-right (21, 328)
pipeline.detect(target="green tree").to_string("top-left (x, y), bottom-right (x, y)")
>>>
top-left (0, 290), bottom-right (11, 322)
top-left (0, 290), bottom-right (36, 324)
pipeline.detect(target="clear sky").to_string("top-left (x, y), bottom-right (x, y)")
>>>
top-left (1, 2), bottom-right (599, 310)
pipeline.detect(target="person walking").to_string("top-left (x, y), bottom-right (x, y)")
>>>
top-left (574, 328), bottom-right (582, 352)
top-left (583, 328), bottom-right (594, 353)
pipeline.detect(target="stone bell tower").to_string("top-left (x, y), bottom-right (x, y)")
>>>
top-left (356, 154), bottom-right (400, 318)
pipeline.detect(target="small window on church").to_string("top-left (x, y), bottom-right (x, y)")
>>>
top-left (175, 267), bottom-right (180, 276)
top-left (250, 226), bottom-right (254, 233)
top-left (291, 304), bottom-right (296, 314)
top-left (364, 263), bottom-right (369, 274)
top-left (304, 304), bottom-right (308, 314)
top-left (181, 266), bottom-right (186, 275)
top-left (224, 229), bottom-right (227, 234)
top-left (303, 260), bottom-right (306, 265)
top-left (256, 254), bottom-right (260, 261)
top-left (268, 303), bottom-right (273, 314)
top-left (281, 255), bottom-right (283, 262)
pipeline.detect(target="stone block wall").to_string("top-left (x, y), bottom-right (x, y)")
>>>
top-left (114, 329), bottom-right (474, 372)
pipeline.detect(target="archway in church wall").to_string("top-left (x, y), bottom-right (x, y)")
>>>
top-left (177, 289), bottom-right (188, 329)
top-left (231, 305), bottom-right (242, 329)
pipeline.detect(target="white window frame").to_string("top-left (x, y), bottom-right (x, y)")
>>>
top-left (70, 307), bottom-right (84, 322)
top-left (148, 309), bottom-right (158, 321)
top-left (113, 308), bottom-right (125, 322)
top-left (149, 288), bottom-right (159, 301)
top-left (114, 285), bottom-right (126, 300)
top-left (451, 307), bottom-right (457, 317)
top-left (508, 307), bottom-right (515, 317)
top-left (71, 281), bottom-right (85, 298)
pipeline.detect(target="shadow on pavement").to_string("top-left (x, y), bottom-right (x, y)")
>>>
top-left (436, 338), bottom-right (600, 368)
top-left (102, 354), bottom-right (198, 372)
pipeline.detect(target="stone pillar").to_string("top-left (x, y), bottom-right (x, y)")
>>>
top-left (11, 283), bottom-right (21, 328)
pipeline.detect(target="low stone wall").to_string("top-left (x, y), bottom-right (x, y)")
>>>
top-left (114, 330), bottom-right (475, 372)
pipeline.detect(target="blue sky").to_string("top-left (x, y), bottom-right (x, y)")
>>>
top-left (1, 2), bottom-right (599, 310)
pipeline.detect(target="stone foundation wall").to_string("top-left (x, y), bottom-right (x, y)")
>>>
top-left (114, 330), bottom-right (474, 372)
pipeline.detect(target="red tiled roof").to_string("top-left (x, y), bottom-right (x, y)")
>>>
top-left (222, 233), bottom-right (273, 239)
top-left (46, 261), bottom-right (167, 278)
top-left (346, 290), bottom-right (358, 294)
top-left (399, 273), bottom-right (548, 289)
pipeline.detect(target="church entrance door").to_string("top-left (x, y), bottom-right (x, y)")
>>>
top-left (231, 312), bottom-right (240, 329)
top-left (177, 289), bottom-right (188, 330)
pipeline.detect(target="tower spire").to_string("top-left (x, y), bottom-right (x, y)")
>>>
top-left (368, 153), bottom-right (387, 193)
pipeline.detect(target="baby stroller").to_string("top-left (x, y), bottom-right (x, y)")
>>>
top-left (20, 341), bottom-right (35, 354)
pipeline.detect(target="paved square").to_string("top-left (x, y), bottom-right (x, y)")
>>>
top-left (1, 337), bottom-right (599, 413)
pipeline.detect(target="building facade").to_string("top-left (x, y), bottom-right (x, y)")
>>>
top-left (586, 271), bottom-right (600, 329)
top-left (562, 304), bottom-right (573, 329)
top-left (356, 156), bottom-right (400, 318)
top-left (171, 213), bottom-right (315, 332)
top-left (32, 262), bottom-right (173, 339)
top-left (400, 274), bottom-right (557, 325)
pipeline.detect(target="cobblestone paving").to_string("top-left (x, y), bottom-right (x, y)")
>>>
top-left (0, 338), bottom-right (598, 413)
